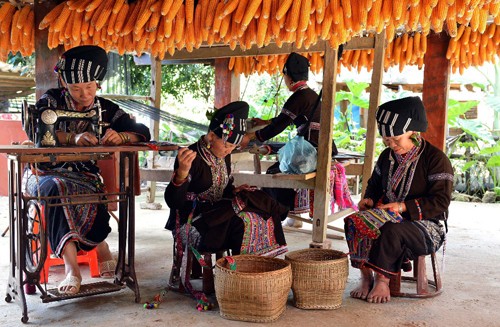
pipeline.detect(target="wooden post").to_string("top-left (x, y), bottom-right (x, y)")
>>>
top-left (311, 44), bottom-right (338, 248)
top-left (422, 32), bottom-right (451, 151)
top-left (214, 58), bottom-right (240, 108)
top-left (361, 32), bottom-right (386, 196)
top-left (34, 1), bottom-right (62, 100)
top-left (144, 58), bottom-right (162, 206)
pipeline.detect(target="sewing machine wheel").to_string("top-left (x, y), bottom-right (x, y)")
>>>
top-left (24, 200), bottom-right (47, 274)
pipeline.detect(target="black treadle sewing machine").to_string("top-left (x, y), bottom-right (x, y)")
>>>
top-left (22, 100), bottom-right (109, 147)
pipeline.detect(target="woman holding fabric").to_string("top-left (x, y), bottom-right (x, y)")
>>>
top-left (164, 101), bottom-right (288, 257)
top-left (24, 45), bottom-right (151, 295)
top-left (345, 96), bottom-right (453, 303)
top-left (239, 52), bottom-right (339, 227)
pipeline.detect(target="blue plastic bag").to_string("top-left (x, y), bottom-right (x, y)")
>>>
top-left (278, 135), bottom-right (317, 174)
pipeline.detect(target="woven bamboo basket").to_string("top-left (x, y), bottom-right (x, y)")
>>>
top-left (214, 255), bottom-right (292, 323)
top-left (285, 248), bottom-right (348, 309)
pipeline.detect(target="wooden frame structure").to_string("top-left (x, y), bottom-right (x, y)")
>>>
top-left (28, 1), bottom-right (452, 249)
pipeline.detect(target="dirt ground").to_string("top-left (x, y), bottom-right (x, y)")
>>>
top-left (0, 194), bottom-right (499, 327)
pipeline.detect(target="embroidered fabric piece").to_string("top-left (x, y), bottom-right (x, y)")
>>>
top-left (345, 208), bottom-right (403, 268)
top-left (238, 211), bottom-right (288, 257)
top-left (26, 169), bottom-right (102, 257)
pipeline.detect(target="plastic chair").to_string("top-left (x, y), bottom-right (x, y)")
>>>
top-left (389, 252), bottom-right (443, 298)
top-left (39, 246), bottom-right (100, 284)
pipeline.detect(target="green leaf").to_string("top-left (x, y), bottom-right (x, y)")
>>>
top-left (479, 143), bottom-right (500, 155)
top-left (471, 82), bottom-right (486, 92)
top-left (455, 118), bottom-right (495, 143)
top-left (483, 95), bottom-right (500, 114)
top-left (335, 91), bottom-right (352, 103)
top-left (486, 155), bottom-right (500, 168)
top-left (346, 80), bottom-right (369, 97)
top-left (463, 160), bottom-right (478, 171)
top-left (447, 99), bottom-right (479, 125)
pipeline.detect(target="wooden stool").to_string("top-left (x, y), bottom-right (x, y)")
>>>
top-left (389, 252), bottom-right (443, 298)
top-left (168, 245), bottom-right (227, 295)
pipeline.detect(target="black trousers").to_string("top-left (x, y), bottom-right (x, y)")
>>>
top-left (367, 220), bottom-right (444, 277)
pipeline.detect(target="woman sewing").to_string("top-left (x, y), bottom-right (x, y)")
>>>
top-left (344, 96), bottom-right (453, 303)
top-left (24, 45), bottom-right (151, 295)
top-left (164, 101), bottom-right (288, 257)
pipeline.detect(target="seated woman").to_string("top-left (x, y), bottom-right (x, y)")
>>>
top-left (24, 45), bottom-right (151, 295)
top-left (344, 96), bottom-right (453, 303)
top-left (164, 101), bottom-right (288, 257)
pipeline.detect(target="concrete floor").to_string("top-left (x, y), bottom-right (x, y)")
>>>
top-left (0, 194), bottom-right (499, 327)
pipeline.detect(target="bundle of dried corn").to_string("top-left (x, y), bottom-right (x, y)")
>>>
top-left (446, 23), bottom-right (500, 74)
top-left (228, 52), bottom-right (326, 77)
top-left (0, 2), bottom-right (34, 62)
top-left (1, 0), bottom-right (500, 77)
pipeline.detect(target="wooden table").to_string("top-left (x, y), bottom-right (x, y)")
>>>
top-left (0, 144), bottom-right (178, 324)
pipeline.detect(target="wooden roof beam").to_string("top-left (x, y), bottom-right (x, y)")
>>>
top-left (162, 37), bottom-right (376, 61)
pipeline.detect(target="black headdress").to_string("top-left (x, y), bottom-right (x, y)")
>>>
top-left (55, 45), bottom-right (108, 84)
top-left (376, 96), bottom-right (428, 137)
top-left (208, 101), bottom-right (249, 145)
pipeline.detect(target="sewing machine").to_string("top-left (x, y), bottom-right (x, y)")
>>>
top-left (22, 101), bottom-right (108, 147)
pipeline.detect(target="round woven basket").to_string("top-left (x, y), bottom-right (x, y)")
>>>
top-left (214, 255), bottom-right (292, 323)
top-left (285, 248), bottom-right (348, 310)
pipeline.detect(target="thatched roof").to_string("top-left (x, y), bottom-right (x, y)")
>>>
top-left (0, 0), bottom-right (499, 76)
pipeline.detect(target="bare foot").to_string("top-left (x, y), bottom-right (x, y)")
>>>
top-left (350, 268), bottom-right (374, 300)
top-left (367, 273), bottom-right (391, 303)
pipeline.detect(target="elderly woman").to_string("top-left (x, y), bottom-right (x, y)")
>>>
top-left (164, 101), bottom-right (288, 257)
top-left (25, 45), bottom-right (151, 294)
top-left (345, 96), bottom-right (454, 303)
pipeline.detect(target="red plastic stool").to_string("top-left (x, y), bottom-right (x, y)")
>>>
top-left (39, 246), bottom-right (100, 284)
top-left (389, 252), bottom-right (443, 298)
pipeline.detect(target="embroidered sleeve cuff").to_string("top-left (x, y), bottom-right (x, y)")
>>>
top-left (232, 195), bottom-right (246, 214)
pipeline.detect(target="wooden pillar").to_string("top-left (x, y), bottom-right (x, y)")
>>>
top-left (214, 58), bottom-right (240, 108)
top-left (361, 32), bottom-right (386, 196)
top-left (422, 32), bottom-right (451, 151)
top-left (34, 1), bottom-right (62, 100)
top-left (311, 45), bottom-right (338, 248)
top-left (144, 58), bottom-right (162, 205)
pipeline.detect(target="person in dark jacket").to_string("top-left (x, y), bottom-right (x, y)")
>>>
top-left (25, 45), bottom-right (151, 295)
top-left (164, 101), bottom-right (288, 256)
top-left (240, 52), bottom-right (339, 227)
top-left (344, 96), bottom-right (453, 303)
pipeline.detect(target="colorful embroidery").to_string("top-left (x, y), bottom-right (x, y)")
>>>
top-left (197, 139), bottom-right (228, 202)
top-left (415, 199), bottom-right (423, 220)
top-left (345, 208), bottom-right (402, 268)
top-left (220, 114), bottom-right (235, 144)
top-left (231, 195), bottom-right (246, 214)
top-left (238, 211), bottom-right (288, 257)
top-left (428, 173), bottom-right (454, 182)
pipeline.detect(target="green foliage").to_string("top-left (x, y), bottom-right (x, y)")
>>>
top-left (6, 52), bottom-right (34, 76)
top-left (245, 74), bottom-right (288, 120)
top-left (447, 99), bottom-right (480, 123)
top-left (159, 122), bottom-right (203, 144)
top-left (107, 56), bottom-right (214, 102)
